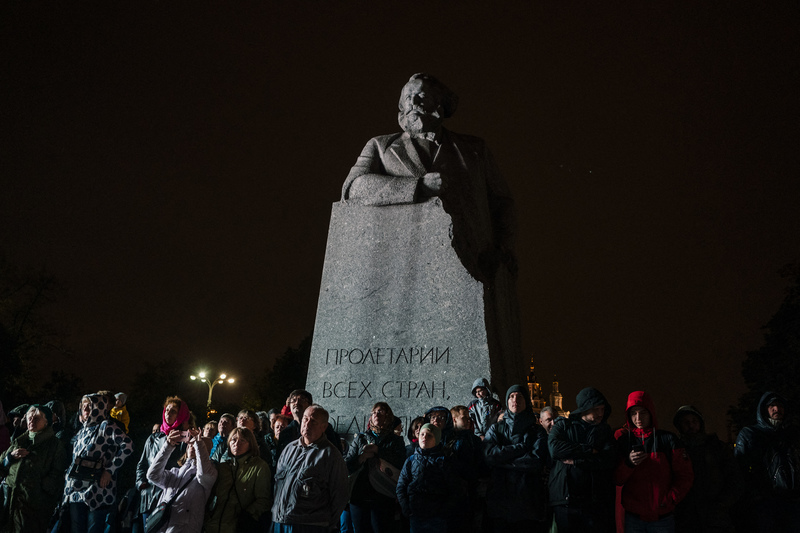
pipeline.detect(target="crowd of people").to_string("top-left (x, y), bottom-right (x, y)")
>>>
top-left (0, 381), bottom-right (798, 533)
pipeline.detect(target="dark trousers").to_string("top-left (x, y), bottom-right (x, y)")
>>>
top-left (553, 504), bottom-right (614, 533)
top-left (350, 499), bottom-right (395, 533)
top-left (69, 503), bottom-right (112, 533)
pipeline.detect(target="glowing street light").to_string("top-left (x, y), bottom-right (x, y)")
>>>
top-left (190, 371), bottom-right (235, 412)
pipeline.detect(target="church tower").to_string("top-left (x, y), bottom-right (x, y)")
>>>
top-left (550, 374), bottom-right (565, 414)
top-left (526, 356), bottom-right (546, 412)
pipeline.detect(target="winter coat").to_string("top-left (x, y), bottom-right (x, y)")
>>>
top-left (548, 387), bottom-right (616, 508)
top-left (396, 444), bottom-right (448, 519)
top-left (484, 385), bottom-right (549, 522)
top-left (145, 438), bottom-right (217, 533)
top-left (467, 378), bottom-right (502, 437)
top-left (344, 429), bottom-right (406, 504)
top-left (673, 405), bottom-right (742, 532)
top-left (63, 394), bottom-right (135, 510)
top-left (137, 432), bottom-right (186, 514)
top-left (271, 435), bottom-right (348, 527)
top-left (614, 391), bottom-right (693, 522)
top-left (204, 451), bottom-right (271, 533)
top-left (734, 391), bottom-right (800, 501)
top-left (0, 426), bottom-right (70, 533)
top-left (110, 405), bottom-right (130, 433)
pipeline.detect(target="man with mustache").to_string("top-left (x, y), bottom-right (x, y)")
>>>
top-left (342, 73), bottom-right (516, 281)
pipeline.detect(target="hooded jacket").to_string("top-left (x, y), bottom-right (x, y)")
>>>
top-left (484, 385), bottom-right (549, 522)
top-left (614, 391), bottom-right (693, 522)
top-left (0, 425), bottom-right (70, 533)
top-left (673, 405), bottom-right (742, 531)
top-left (548, 387), bottom-right (616, 508)
top-left (467, 378), bottom-right (502, 437)
top-left (424, 406), bottom-right (455, 444)
top-left (734, 391), bottom-right (800, 500)
top-left (63, 394), bottom-right (135, 510)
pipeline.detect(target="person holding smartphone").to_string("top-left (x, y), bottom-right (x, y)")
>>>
top-left (135, 397), bottom-right (191, 531)
top-left (614, 391), bottom-right (694, 533)
top-left (146, 427), bottom-right (217, 532)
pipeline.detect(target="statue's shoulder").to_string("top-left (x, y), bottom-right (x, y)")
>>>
top-left (364, 132), bottom-right (404, 149)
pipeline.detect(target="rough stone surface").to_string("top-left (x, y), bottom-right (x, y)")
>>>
top-left (307, 199), bottom-right (521, 437)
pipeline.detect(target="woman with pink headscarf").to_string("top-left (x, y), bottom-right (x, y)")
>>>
top-left (134, 396), bottom-right (193, 531)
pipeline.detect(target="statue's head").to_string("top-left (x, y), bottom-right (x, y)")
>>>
top-left (398, 73), bottom-right (458, 134)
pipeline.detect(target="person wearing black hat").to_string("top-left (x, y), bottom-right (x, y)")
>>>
top-left (548, 387), bottom-right (615, 533)
top-left (484, 384), bottom-right (549, 532)
top-left (0, 404), bottom-right (70, 532)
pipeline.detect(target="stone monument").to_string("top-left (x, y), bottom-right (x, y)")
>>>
top-left (307, 73), bottom-right (523, 436)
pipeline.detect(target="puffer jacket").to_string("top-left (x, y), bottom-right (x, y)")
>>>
top-left (145, 438), bottom-right (217, 533)
top-left (344, 428), bottom-right (406, 503)
top-left (548, 387), bottom-right (616, 507)
top-left (396, 443), bottom-right (448, 519)
top-left (63, 394), bottom-right (135, 510)
top-left (205, 451), bottom-right (271, 533)
top-left (271, 435), bottom-right (348, 528)
top-left (0, 426), bottom-right (70, 533)
top-left (484, 385), bottom-right (549, 522)
top-left (734, 391), bottom-right (800, 501)
top-left (614, 391), bottom-right (694, 522)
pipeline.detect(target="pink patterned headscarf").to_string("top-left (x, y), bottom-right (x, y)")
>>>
top-left (160, 400), bottom-right (190, 435)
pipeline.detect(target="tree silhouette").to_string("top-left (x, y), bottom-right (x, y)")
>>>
top-left (730, 263), bottom-right (800, 431)
top-left (0, 256), bottom-right (70, 406)
top-left (244, 333), bottom-right (312, 412)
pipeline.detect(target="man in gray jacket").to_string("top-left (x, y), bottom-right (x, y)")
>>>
top-left (271, 404), bottom-right (348, 532)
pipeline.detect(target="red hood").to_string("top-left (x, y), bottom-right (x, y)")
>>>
top-left (624, 390), bottom-right (658, 430)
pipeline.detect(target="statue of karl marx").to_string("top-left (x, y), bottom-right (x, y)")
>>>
top-left (342, 73), bottom-right (517, 281)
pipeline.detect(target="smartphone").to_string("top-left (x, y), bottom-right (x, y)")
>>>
top-left (179, 430), bottom-right (191, 442)
top-left (632, 444), bottom-right (645, 453)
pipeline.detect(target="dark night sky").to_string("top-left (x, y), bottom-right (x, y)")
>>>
top-left (3, 4), bottom-right (798, 436)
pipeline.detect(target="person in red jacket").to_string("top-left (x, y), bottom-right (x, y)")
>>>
top-left (614, 391), bottom-right (693, 533)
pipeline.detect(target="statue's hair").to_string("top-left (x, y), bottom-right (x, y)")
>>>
top-left (401, 73), bottom-right (459, 118)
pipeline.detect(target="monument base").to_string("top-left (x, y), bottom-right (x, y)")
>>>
top-left (307, 199), bottom-right (521, 437)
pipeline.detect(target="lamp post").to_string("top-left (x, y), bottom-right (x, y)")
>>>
top-left (190, 371), bottom-right (235, 415)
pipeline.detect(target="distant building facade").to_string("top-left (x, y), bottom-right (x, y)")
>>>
top-left (526, 357), bottom-right (570, 418)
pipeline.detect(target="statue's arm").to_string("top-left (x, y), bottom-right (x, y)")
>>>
top-left (342, 137), bottom-right (420, 206)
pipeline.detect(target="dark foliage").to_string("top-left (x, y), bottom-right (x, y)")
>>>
top-left (730, 263), bottom-right (800, 431)
top-left (0, 256), bottom-right (70, 406)
top-left (244, 333), bottom-right (312, 412)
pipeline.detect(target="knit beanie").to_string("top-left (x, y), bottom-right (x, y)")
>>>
top-left (420, 423), bottom-right (441, 444)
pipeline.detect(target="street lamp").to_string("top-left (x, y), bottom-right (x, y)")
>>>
top-left (190, 371), bottom-right (235, 413)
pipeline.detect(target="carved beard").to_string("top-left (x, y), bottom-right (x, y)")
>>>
top-left (398, 108), bottom-right (442, 134)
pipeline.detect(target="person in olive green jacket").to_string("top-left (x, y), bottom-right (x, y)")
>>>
top-left (204, 427), bottom-right (271, 533)
top-left (0, 404), bottom-right (70, 533)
